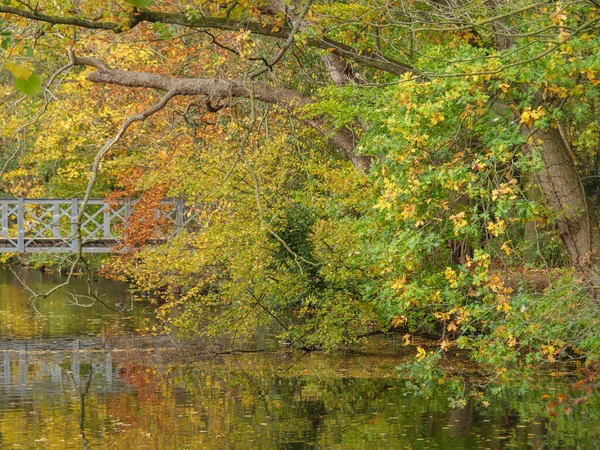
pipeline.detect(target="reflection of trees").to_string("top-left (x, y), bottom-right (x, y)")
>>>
top-left (0, 350), bottom-right (598, 448)
top-left (169, 360), bottom-right (600, 450)
top-left (0, 268), bottom-right (151, 340)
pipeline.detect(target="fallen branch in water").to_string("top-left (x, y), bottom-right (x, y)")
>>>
top-left (357, 327), bottom-right (441, 342)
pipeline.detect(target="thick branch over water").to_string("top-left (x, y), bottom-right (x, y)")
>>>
top-left (69, 52), bottom-right (370, 171)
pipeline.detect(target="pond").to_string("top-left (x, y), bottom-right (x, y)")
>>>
top-left (0, 268), bottom-right (598, 449)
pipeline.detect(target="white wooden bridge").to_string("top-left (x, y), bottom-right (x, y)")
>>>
top-left (0, 198), bottom-right (202, 253)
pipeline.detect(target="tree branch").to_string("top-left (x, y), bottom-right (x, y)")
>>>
top-left (0, 4), bottom-right (413, 76)
top-left (69, 52), bottom-right (369, 171)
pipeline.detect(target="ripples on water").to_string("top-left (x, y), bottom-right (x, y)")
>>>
top-left (0, 268), bottom-right (598, 449)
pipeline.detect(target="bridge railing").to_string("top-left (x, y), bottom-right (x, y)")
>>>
top-left (0, 198), bottom-right (202, 253)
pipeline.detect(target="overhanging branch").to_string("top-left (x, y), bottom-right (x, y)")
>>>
top-left (1, 4), bottom-right (414, 76)
top-left (69, 51), bottom-right (371, 172)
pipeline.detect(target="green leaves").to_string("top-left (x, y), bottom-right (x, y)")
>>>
top-left (125, 0), bottom-right (152, 8)
top-left (0, 30), bottom-right (10, 50)
top-left (14, 73), bottom-right (41, 95)
top-left (4, 62), bottom-right (41, 96)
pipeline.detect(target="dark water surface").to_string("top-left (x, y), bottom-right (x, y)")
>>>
top-left (0, 268), bottom-right (598, 449)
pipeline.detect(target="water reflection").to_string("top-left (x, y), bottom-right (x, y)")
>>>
top-left (3, 347), bottom-right (597, 449)
top-left (0, 268), bottom-right (598, 448)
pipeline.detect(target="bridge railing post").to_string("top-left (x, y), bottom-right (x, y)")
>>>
top-left (123, 201), bottom-right (132, 239)
top-left (176, 199), bottom-right (184, 231)
top-left (1, 201), bottom-right (8, 239)
top-left (52, 202), bottom-right (60, 238)
top-left (103, 202), bottom-right (111, 239)
top-left (70, 198), bottom-right (79, 253)
top-left (17, 198), bottom-right (24, 252)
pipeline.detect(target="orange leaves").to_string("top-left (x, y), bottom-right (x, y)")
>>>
top-left (440, 339), bottom-right (450, 351)
top-left (430, 111), bottom-right (445, 125)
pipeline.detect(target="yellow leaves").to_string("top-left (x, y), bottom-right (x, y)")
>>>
top-left (550, 2), bottom-right (568, 25)
top-left (390, 277), bottom-right (407, 293)
top-left (487, 219), bottom-right (506, 237)
top-left (399, 203), bottom-right (417, 221)
top-left (402, 334), bottom-right (412, 346)
top-left (434, 311), bottom-right (451, 321)
top-left (449, 211), bottom-right (467, 236)
top-left (430, 290), bottom-right (443, 303)
top-left (391, 315), bottom-right (408, 327)
top-left (487, 274), bottom-right (513, 312)
top-left (541, 344), bottom-right (557, 363)
top-left (585, 67), bottom-right (600, 85)
top-left (157, 150), bottom-right (169, 161)
top-left (471, 160), bottom-right (486, 172)
top-left (547, 84), bottom-right (569, 99)
top-left (4, 62), bottom-right (33, 80)
top-left (443, 177), bottom-right (465, 194)
top-left (491, 179), bottom-right (518, 201)
top-left (507, 335), bottom-right (517, 348)
top-left (520, 107), bottom-right (546, 126)
top-left (374, 177), bottom-right (397, 211)
top-left (375, 197), bottom-right (392, 211)
top-left (488, 274), bottom-right (505, 292)
top-left (500, 241), bottom-right (512, 256)
top-left (236, 30), bottom-right (252, 41)
top-left (415, 346), bottom-right (427, 361)
top-left (444, 267), bottom-right (459, 288)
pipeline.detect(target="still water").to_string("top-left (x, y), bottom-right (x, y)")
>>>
top-left (0, 268), bottom-right (598, 449)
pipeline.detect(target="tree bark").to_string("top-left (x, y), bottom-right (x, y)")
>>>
top-left (319, 54), bottom-right (372, 172)
top-left (528, 125), bottom-right (600, 294)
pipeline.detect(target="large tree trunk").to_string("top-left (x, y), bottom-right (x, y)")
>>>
top-left (530, 125), bottom-right (600, 292)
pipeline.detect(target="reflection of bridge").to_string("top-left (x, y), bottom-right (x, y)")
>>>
top-left (0, 335), bottom-right (177, 394)
top-left (0, 198), bottom-right (204, 253)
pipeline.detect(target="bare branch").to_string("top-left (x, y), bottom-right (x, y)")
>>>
top-left (251, 0), bottom-right (313, 79)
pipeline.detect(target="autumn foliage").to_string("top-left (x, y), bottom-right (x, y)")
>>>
top-left (1, 0), bottom-right (600, 380)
